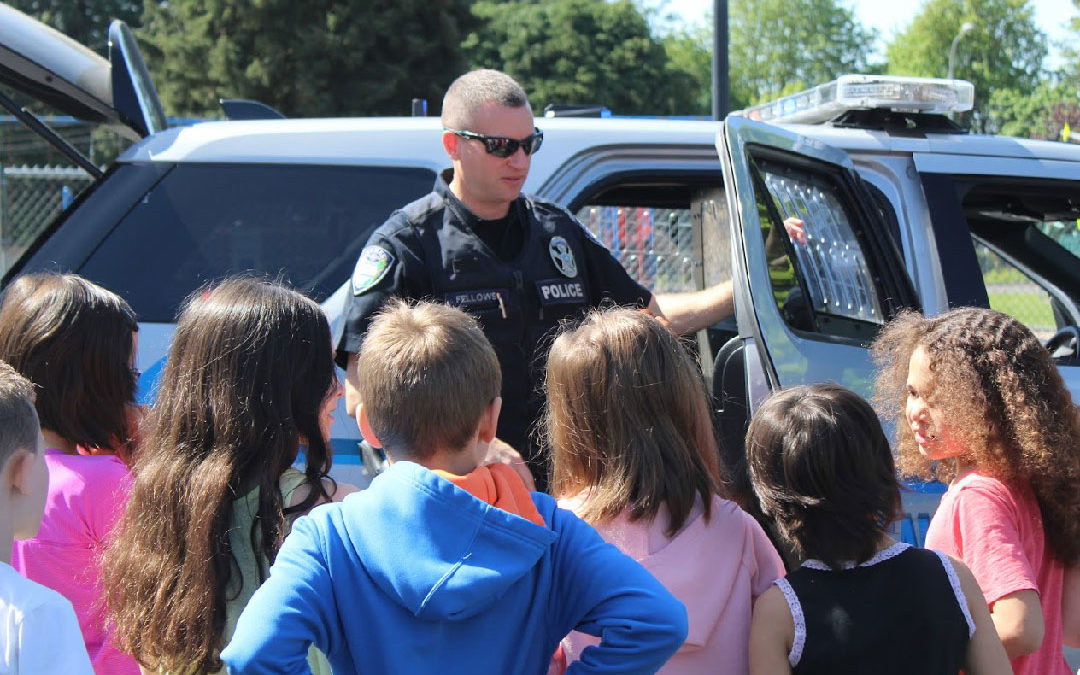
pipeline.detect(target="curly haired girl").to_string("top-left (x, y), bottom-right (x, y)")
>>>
top-left (873, 307), bottom-right (1080, 675)
top-left (103, 277), bottom-right (357, 674)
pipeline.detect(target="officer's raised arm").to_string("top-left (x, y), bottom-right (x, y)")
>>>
top-left (648, 217), bottom-right (806, 335)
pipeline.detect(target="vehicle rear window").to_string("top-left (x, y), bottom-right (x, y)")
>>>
top-left (79, 163), bottom-right (436, 321)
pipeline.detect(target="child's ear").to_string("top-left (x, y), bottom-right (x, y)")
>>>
top-left (477, 397), bottom-right (502, 444)
top-left (7, 450), bottom-right (36, 496)
top-left (357, 404), bottom-right (382, 448)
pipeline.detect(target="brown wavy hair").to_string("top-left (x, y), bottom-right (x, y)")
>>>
top-left (103, 277), bottom-right (336, 673)
top-left (747, 384), bottom-right (900, 569)
top-left (872, 308), bottom-right (1080, 565)
top-left (544, 308), bottom-right (722, 536)
top-left (0, 273), bottom-right (138, 459)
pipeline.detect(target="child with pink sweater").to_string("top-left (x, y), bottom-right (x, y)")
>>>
top-left (0, 273), bottom-right (140, 674)
top-left (545, 308), bottom-right (783, 674)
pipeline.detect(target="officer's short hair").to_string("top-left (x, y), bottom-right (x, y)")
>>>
top-left (442, 69), bottom-right (531, 129)
top-left (0, 360), bottom-right (40, 468)
top-left (356, 299), bottom-right (501, 459)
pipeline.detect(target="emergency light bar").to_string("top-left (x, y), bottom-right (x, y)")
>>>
top-left (733, 75), bottom-right (975, 125)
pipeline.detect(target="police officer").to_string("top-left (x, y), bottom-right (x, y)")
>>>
top-left (337, 69), bottom-right (743, 491)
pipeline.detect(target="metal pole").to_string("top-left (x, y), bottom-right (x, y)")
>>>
top-left (948, 22), bottom-right (974, 80)
top-left (712, 0), bottom-right (729, 120)
top-left (0, 90), bottom-right (102, 179)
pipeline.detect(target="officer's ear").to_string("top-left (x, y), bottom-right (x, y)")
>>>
top-left (443, 130), bottom-right (461, 160)
top-left (357, 403), bottom-right (382, 448)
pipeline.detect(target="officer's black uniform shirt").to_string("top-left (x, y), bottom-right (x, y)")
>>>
top-left (336, 172), bottom-right (650, 490)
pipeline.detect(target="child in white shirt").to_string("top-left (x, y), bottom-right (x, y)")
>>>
top-left (0, 360), bottom-right (92, 674)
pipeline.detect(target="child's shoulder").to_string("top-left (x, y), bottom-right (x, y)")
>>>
top-left (0, 561), bottom-right (74, 618)
top-left (47, 450), bottom-right (129, 473)
top-left (948, 471), bottom-right (1027, 507)
top-left (44, 450), bottom-right (131, 491)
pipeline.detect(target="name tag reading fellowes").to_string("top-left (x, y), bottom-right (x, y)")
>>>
top-left (444, 288), bottom-right (510, 319)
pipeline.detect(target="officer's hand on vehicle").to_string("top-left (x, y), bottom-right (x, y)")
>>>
top-left (783, 217), bottom-right (808, 245)
top-left (480, 437), bottom-right (537, 492)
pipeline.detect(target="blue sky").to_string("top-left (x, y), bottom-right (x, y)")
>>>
top-left (667, 0), bottom-right (1075, 68)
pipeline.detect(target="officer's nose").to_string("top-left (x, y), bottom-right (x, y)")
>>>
top-left (507, 145), bottom-right (530, 168)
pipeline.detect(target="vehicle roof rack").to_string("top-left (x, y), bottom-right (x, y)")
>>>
top-left (828, 108), bottom-right (966, 135)
top-left (733, 75), bottom-right (974, 127)
top-left (543, 103), bottom-right (611, 118)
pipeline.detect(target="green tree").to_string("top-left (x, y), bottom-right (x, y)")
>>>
top-left (462, 0), bottom-right (699, 116)
top-left (728, 0), bottom-right (878, 109)
top-left (8, 0), bottom-right (142, 55)
top-left (1061, 0), bottom-right (1080, 82)
top-left (885, 0), bottom-right (1046, 132)
top-left (138, 0), bottom-right (474, 118)
top-left (662, 23), bottom-right (712, 116)
top-left (989, 83), bottom-right (1080, 139)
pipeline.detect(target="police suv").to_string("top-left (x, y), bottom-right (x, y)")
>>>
top-left (4, 7), bottom-right (1080, 558)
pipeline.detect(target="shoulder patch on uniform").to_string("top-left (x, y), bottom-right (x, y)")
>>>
top-left (352, 246), bottom-right (395, 295)
top-left (548, 236), bottom-right (578, 278)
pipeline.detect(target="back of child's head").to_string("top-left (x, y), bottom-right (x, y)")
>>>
top-left (746, 383), bottom-right (900, 569)
top-left (104, 276), bottom-right (337, 673)
top-left (0, 273), bottom-right (137, 453)
top-left (145, 275), bottom-right (336, 490)
top-left (544, 307), bottom-right (720, 537)
top-left (872, 307), bottom-right (1080, 565)
top-left (0, 360), bottom-right (40, 468)
top-left (355, 299), bottom-right (500, 459)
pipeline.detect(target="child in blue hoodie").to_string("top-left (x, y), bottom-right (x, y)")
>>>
top-left (222, 299), bottom-right (688, 675)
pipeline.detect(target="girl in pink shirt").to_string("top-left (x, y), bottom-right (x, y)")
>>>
top-left (873, 307), bottom-right (1080, 675)
top-left (0, 273), bottom-right (141, 674)
top-left (544, 308), bottom-right (784, 675)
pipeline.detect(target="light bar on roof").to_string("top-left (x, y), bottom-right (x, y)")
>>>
top-left (733, 75), bottom-right (975, 125)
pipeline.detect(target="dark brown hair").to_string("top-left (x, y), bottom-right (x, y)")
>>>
top-left (0, 273), bottom-right (137, 457)
top-left (0, 360), bottom-right (40, 466)
top-left (545, 308), bottom-right (721, 536)
top-left (746, 384), bottom-right (900, 569)
top-left (872, 307), bottom-right (1080, 565)
top-left (356, 299), bottom-right (501, 458)
top-left (103, 277), bottom-right (336, 673)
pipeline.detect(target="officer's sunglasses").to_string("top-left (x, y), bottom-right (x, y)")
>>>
top-left (446, 127), bottom-right (544, 158)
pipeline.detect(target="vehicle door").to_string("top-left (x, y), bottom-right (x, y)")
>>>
top-left (718, 116), bottom-right (929, 543)
top-left (719, 116), bottom-right (916, 401)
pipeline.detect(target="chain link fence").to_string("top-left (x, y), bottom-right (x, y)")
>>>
top-left (0, 115), bottom-right (118, 275)
top-left (575, 205), bottom-right (699, 293)
top-left (0, 165), bottom-right (94, 270)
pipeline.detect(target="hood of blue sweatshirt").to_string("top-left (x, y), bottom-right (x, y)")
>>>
top-left (336, 461), bottom-right (558, 621)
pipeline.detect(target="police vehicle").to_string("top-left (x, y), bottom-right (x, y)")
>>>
top-left (4, 7), bottom-right (1080, 562)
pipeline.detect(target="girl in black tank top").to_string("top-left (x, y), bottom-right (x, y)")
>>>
top-left (743, 384), bottom-right (1011, 675)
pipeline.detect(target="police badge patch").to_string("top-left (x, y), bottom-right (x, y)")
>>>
top-left (548, 236), bottom-right (578, 278)
top-left (352, 246), bottom-right (395, 295)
